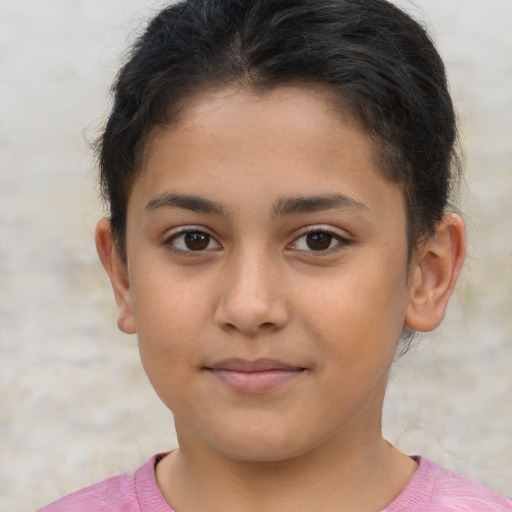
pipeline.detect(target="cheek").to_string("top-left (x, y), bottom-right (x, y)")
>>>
top-left (294, 256), bottom-right (408, 361)
top-left (133, 283), bottom-right (200, 412)
top-left (131, 260), bottom-right (212, 329)
top-left (130, 271), bottom-right (208, 373)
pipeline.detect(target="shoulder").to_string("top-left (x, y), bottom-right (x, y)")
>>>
top-left (36, 468), bottom-right (139, 512)
top-left (36, 471), bottom-right (136, 512)
top-left (36, 454), bottom-right (172, 512)
top-left (426, 458), bottom-right (512, 511)
top-left (385, 456), bottom-right (512, 512)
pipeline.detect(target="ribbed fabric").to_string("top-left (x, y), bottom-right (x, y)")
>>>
top-left (384, 457), bottom-right (512, 511)
top-left (37, 454), bottom-right (175, 512)
top-left (38, 454), bottom-right (512, 511)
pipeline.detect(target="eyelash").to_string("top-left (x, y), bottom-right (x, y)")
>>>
top-left (163, 226), bottom-right (351, 256)
top-left (287, 227), bottom-right (351, 256)
top-left (164, 227), bottom-right (221, 255)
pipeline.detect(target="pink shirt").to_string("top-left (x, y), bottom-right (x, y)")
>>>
top-left (38, 454), bottom-right (512, 511)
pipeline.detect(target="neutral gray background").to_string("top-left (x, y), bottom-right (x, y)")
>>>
top-left (1, 1), bottom-right (511, 509)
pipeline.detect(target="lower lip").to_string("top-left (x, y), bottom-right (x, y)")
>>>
top-left (206, 369), bottom-right (305, 393)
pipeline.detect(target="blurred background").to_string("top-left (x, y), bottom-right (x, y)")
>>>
top-left (0, 0), bottom-right (511, 509)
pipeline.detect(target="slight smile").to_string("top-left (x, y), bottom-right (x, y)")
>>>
top-left (204, 358), bottom-right (307, 393)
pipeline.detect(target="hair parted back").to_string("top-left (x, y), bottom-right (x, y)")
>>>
top-left (97, 0), bottom-right (460, 261)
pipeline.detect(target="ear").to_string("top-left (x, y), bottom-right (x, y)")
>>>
top-left (95, 218), bottom-right (136, 334)
top-left (404, 213), bottom-right (466, 332)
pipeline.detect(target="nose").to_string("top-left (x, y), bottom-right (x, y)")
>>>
top-left (214, 248), bottom-right (290, 336)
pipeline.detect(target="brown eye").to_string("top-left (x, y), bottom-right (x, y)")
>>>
top-left (184, 231), bottom-right (210, 250)
top-left (167, 229), bottom-right (221, 253)
top-left (305, 232), bottom-right (333, 251)
top-left (289, 228), bottom-right (349, 254)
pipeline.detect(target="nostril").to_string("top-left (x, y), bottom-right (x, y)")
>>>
top-left (214, 288), bottom-right (290, 335)
top-left (220, 322), bottom-right (239, 332)
top-left (221, 320), bottom-right (276, 333)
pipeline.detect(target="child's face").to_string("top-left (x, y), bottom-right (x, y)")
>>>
top-left (120, 86), bottom-right (414, 461)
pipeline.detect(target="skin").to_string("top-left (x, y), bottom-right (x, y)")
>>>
top-left (96, 85), bottom-right (465, 512)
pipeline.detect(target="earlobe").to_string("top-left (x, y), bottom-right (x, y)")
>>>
top-left (404, 213), bottom-right (466, 332)
top-left (95, 218), bottom-right (136, 334)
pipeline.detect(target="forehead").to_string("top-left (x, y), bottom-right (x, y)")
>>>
top-left (143, 84), bottom-right (374, 166)
top-left (131, 85), bottom-right (406, 227)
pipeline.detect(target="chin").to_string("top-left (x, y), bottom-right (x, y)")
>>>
top-left (204, 427), bottom-right (320, 464)
top-left (220, 445), bottom-right (304, 464)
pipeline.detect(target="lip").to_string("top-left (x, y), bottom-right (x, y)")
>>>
top-left (204, 358), bottom-right (307, 393)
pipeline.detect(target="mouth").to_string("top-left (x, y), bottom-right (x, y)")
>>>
top-left (203, 358), bottom-right (307, 393)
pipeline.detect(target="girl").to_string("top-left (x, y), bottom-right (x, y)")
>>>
top-left (39, 0), bottom-right (512, 510)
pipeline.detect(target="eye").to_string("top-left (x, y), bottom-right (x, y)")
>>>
top-left (165, 229), bottom-right (221, 253)
top-left (289, 228), bottom-right (349, 253)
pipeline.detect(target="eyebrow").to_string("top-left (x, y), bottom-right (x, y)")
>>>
top-left (144, 192), bottom-right (369, 218)
top-left (271, 194), bottom-right (370, 219)
top-left (145, 193), bottom-right (230, 216)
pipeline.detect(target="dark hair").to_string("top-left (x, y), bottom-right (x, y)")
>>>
top-left (97, 0), bottom-right (460, 261)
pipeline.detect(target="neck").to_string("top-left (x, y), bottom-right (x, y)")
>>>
top-left (156, 424), bottom-right (417, 512)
